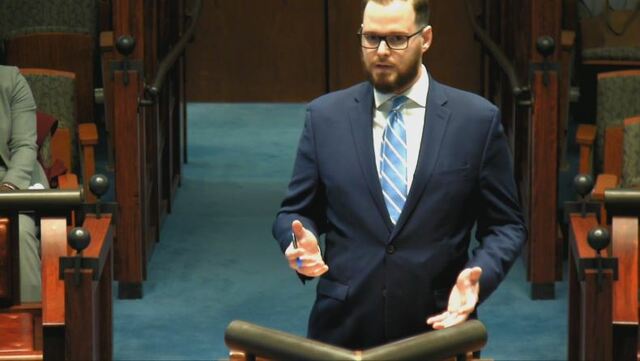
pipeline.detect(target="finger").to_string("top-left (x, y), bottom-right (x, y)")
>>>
top-left (310, 264), bottom-right (329, 276)
top-left (297, 258), bottom-right (324, 270)
top-left (456, 301), bottom-right (477, 316)
top-left (457, 268), bottom-right (472, 286)
top-left (285, 248), bottom-right (305, 260)
top-left (469, 267), bottom-right (482, 283)
top-left (432, 312), bottom-right (468, 329)
top-left (426, 311), bottom-right (448, 325)
top-left (299, 263), bottom-right (328, 277)
top-left (291, 220), bottom-right (306, 242)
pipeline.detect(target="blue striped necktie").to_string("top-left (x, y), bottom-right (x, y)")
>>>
top-left (380, 95), bottom-right (408, 224)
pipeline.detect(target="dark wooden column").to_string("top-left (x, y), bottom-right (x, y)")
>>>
top-left (526, 0), bottom-right (562, 299)
top-left (112, 0), bottom-right (147, 299)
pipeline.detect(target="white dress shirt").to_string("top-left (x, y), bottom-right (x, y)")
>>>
top-left (373, 65), bottom-right (429, 190)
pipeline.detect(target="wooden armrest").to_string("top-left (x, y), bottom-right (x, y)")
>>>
top-left (577, 124), bottom-right (597, 174)
top-left (78, 123), bottom-right (98, 146)
top-left (82, 214), bottom-right (113, 270)
top-left (57, 174), bottom-right (78, 190)
top-left (40, 218), bottom-right (69, 326)
top-left (51, 128), bottom-right (72, 174)
top-left (591, 174), bottom-right (619, 201)
top-left (576, 124), bottom-right (596, 146)
top-left (99, 31), bottom-right (114, 50)
top-left (77, 124), bottom-right (97, 203)
top-left (603, 125), bottom-right (623, 176)
top-left (561, 30), bottom-right (575, 50)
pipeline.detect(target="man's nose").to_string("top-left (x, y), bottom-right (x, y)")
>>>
top-left (376, 40), bottom-right (391, 56)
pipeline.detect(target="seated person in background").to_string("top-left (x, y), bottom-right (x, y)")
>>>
top-left (0, 65), bottom-right (49, 302)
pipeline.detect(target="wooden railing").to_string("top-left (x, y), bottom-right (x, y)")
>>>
top-left (106, 0), bottom-right (192, 299)
top-left (0, 182), bottom-right (115, 360)
top-left (567, 187), bottom-right (639, 360)
top-left (464, 0), bottom-right (564, 299)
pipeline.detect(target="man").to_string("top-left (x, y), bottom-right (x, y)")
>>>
top-left (0, 65), bottom-right (48, 302)
top-left (272, 0), bottom-right (526, 349)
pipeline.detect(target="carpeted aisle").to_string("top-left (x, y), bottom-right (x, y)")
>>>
top-left (113, 103), bottom-right (568, 360)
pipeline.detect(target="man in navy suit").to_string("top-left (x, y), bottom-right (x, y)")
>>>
top-left (272, 0), bottom-right (526, 349)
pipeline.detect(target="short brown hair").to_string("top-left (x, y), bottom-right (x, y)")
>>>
top-left (361, 0), bottom-right (431, 27)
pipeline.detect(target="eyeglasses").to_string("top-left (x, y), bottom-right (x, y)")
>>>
top-left (357, 27), bottom-right (425, 50)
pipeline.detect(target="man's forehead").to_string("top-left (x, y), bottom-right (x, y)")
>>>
top-left (362, 1), bottom-right (416, 30)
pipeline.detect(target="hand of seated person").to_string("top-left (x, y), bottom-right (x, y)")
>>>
top-left (0, 182), bottom-right (18, 192)
top-left (285, 220), bottom-right (329, 278)
top-left (426, 267), bottom-right (482, 330)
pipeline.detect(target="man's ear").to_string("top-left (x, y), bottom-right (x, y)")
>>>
top-left (421, 26), bottom-right (433, 52)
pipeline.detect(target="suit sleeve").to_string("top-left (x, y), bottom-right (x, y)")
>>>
top-left (466, 108), bottom-right (527, 303)
top-left (3, 70), bottom-right (37, 189)
top-left (272, 108), bottom-right (327, 253)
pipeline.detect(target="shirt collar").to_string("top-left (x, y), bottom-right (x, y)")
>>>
top-left (374, 64), bottom-right (429, 110)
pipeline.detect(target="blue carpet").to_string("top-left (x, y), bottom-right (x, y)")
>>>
top-left (113, 103), bottom-right (569, 360)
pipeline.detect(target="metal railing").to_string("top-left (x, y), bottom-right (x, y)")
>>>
top-left (462, 0), bottom-right (531, 106)
top-left (225, 319), bottom-right (487, 361)
top-left (140, 0), bottom-right (203, 106)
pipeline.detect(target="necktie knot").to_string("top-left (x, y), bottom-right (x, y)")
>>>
top-left (391, 95), bottom-right (408, 113)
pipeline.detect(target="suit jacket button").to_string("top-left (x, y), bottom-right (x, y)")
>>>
top-left (386, 245), bottom-right (395, 254)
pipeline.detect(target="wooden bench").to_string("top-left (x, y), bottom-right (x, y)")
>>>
top-left (0, 188), bottom-right (114, 360)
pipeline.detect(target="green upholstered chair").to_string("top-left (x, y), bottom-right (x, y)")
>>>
top-left (582, 47), bottom-right (640, 62)
top-left (575, 70), bottom-right (640, 224)
top-left (595, 70), bottom-right (640, 173)
top-left (0, 0), bottom-right (97, 40)
top-left (20, 68), bottom-right (97, 198)
top-left (1, 0), bottom-right (99, 124)
top-left (21, 69), bottom-right (77, 171)
top-left (622, 117), bottom-right (640, 188)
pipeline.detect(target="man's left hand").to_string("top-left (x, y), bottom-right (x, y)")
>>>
top-left (426, 267), bottom-right (482, 330)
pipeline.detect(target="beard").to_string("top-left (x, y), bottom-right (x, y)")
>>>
top-left (363, 51), bottom-right (422, 94)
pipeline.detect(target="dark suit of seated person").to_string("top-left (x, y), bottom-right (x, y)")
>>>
top-left (0, 65), bottom-right (49, 302)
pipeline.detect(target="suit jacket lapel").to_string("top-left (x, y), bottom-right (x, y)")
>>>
top-left (391, 77), bottom-right (451, 240)
top-left (348, 83), bottom-right (394, 232)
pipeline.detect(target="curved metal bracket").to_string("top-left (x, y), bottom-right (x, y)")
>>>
top-left (139, 0), bottom-right (203, 106)
top-left (462, 0), bottom-right (532, 107)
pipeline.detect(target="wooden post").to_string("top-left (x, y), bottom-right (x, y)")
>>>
top-left (611, 217), bottom-right (639, 361)
top-left (64, 269), bottom-right (97, 361)
top-left (527, 0), bottom-right (562, 299)
top-left (113, 69), bottom-right (145, 298)
top-left (528, 70), bottom-right (559, 299)
top-left (63, 214), bottom-right (114, 360)
top-left (580, 270), bottom-right (613, 361)
top-left (112, 0), bottom-right (147, 299)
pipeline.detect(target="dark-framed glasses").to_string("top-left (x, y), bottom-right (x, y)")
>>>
top-left (357, 27), bottom-right (425, 50)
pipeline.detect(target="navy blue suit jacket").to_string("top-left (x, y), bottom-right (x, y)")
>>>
top-left (272, 76), bottom-right (526, 349)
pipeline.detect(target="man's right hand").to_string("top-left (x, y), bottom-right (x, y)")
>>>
top-left (285, 220), bottom-right (329, 277)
